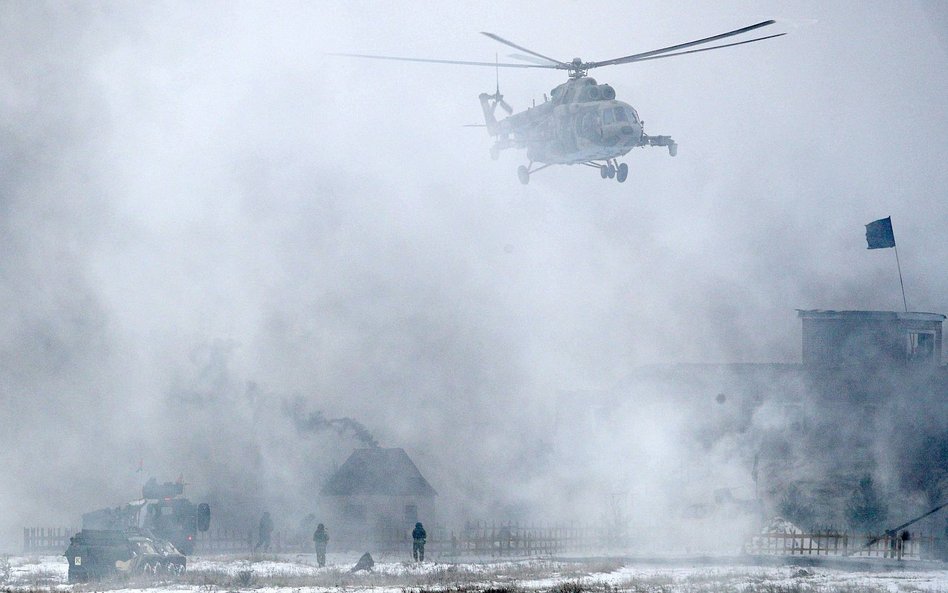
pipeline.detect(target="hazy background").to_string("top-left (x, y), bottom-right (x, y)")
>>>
top-left (1, 1), bottom-right (946, 551)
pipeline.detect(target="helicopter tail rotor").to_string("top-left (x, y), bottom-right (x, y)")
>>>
top-left (477, 58), bottom-right (511, 144)
top-left (492, 54), bottom-right (514, 114)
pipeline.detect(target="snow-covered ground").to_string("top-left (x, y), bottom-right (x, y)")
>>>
top-left (4, 553), bottom-right (948, 592)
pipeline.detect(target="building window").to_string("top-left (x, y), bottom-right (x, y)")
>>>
top-left (404, 504), bottom-right (418, 525)
top-left (907, 332), bottom-right (935, 361)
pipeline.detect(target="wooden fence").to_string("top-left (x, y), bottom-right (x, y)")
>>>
top-left (445, 521), bottom-right (623, 557)
top-left (304, 522), bottom-right (626, 558)
top-left (39, 523), bottom-right (940, 561)
top-left (745, 531), bottom-right (939, 560)
top-left (23, 527), bottom-right (77, 554)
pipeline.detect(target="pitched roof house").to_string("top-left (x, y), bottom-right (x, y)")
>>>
top-left (319, 448), bottom-right (436, 546)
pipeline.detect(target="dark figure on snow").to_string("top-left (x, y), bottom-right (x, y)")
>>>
top-left (350, 552), bottom-right (374, 573)
top-left (313, 523), bottom-right (329, 567)
top-left (412, 521), bottom-right (427, 562)
top-left (255, 511), bottom-right (274, 552)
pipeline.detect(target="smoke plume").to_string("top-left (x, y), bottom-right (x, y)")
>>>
top-left (284, 397), bottom-right (379, 449)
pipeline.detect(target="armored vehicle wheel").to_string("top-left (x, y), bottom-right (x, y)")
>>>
top-left (606, 164), bottom-right (616, 178)
top-left (616, 163), bottom-right (629, 183)
top-left (600, 165), bottom-right (608, 179)
top-left (517, 165), bottom-right (530, 185)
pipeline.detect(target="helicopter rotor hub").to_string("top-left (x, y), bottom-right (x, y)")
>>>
top-left (567, 58), bottom-right (588, 78)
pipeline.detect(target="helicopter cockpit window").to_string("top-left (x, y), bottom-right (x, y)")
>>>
top-left (602, 109), bottom-right (615, 125)
top-left (614, 108), bottom-right (629, 122)
top-left (579, 111), bottom-right (601, 139)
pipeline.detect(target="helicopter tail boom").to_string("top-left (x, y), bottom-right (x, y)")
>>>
top-left (478, 93), bottom-right (501, 136)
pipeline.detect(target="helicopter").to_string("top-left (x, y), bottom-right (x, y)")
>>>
top-left (336, 21), bottom-right (784, 184)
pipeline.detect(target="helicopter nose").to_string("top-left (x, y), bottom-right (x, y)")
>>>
top-left (618, 124), bottom-right (643, 146)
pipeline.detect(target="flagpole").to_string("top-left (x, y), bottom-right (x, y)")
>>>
top-left (894, 245), bottom-right (908, 313)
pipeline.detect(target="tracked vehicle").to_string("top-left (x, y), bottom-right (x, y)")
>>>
top-left (82, 478), bottom-right (210, 555)
top-left (64, 528), bottom-right (186, 582)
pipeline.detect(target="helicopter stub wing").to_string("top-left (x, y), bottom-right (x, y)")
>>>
top-left (643, 134), bottom-right (678, 156)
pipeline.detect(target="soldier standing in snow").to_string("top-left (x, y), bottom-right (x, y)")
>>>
top-left (255, 511), bottom-right (274, 552)
top-left (411, 521), bottom-right (427, 562)
top-left (313, 523), bottom-right (329, 567)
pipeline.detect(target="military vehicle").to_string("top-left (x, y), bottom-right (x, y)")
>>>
top-left (64, 528), bottom-right (186, 582)
top-left (82, 478), bottom-right (210, 555)
top-left (336, 20), bottom-right (784, 183)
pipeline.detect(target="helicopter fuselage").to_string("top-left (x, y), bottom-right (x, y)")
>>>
top-left (527, 98), bottom-right (643, 164)
top-left (480, 76), bottom-right (674, 169)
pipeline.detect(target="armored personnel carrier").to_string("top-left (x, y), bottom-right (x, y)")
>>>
top-left (64, 528), bottom-right (186, 582)
top-left (82, 478), bottom-right (210, 555)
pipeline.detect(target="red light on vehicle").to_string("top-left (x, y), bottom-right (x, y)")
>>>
top-left (187, 535), bottom-right (193, 541)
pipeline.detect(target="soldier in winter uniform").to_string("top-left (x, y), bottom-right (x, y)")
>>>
top-left (411, 522), bottom-right (427, 561)
top-left (255, 511), bottom-right (274, 552)
top-left (313, 523), bottom-right (329, 567)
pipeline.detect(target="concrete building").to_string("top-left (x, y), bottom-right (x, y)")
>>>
top-left (798, 310), bottom-right (944, 367)
top-left (552, 308), bottom-right (947, 533)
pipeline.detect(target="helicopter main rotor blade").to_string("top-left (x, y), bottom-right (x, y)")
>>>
top-left (480, 32), bottom-right (568, 68)
top-left (586, 20), bottom-right (778, 69)
top-left (330, 53), bottom-right (556, 69)
top-left (618, 33), bottom-right (786, 64)
top-left (507, 53), bottom-right (561, 66)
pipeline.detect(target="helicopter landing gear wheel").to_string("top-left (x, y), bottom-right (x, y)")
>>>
top-left (668, 142), bottom-right (678, 157)
top-left (606, 164), bottom-right (616, 178)
top-left (600, 165), bottom-right (608, 179)
top-left (517, 165), bottom-right (530, 185)
top-left (616, 163), bottom-right (629, 183)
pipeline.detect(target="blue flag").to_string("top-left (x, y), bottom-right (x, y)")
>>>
top-left (865, 217), bottom-right (895, 249)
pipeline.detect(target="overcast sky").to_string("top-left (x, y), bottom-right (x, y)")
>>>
top-left (1, 1), bottom-right (946, 550)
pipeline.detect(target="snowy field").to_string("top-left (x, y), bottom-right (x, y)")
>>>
top-left (4, 553), bottom-right (948, 593)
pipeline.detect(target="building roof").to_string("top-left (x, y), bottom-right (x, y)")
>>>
top-left (796, 309), bottom-right (945, 322)
top-left (320, 447), bottom-right (437, 497)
